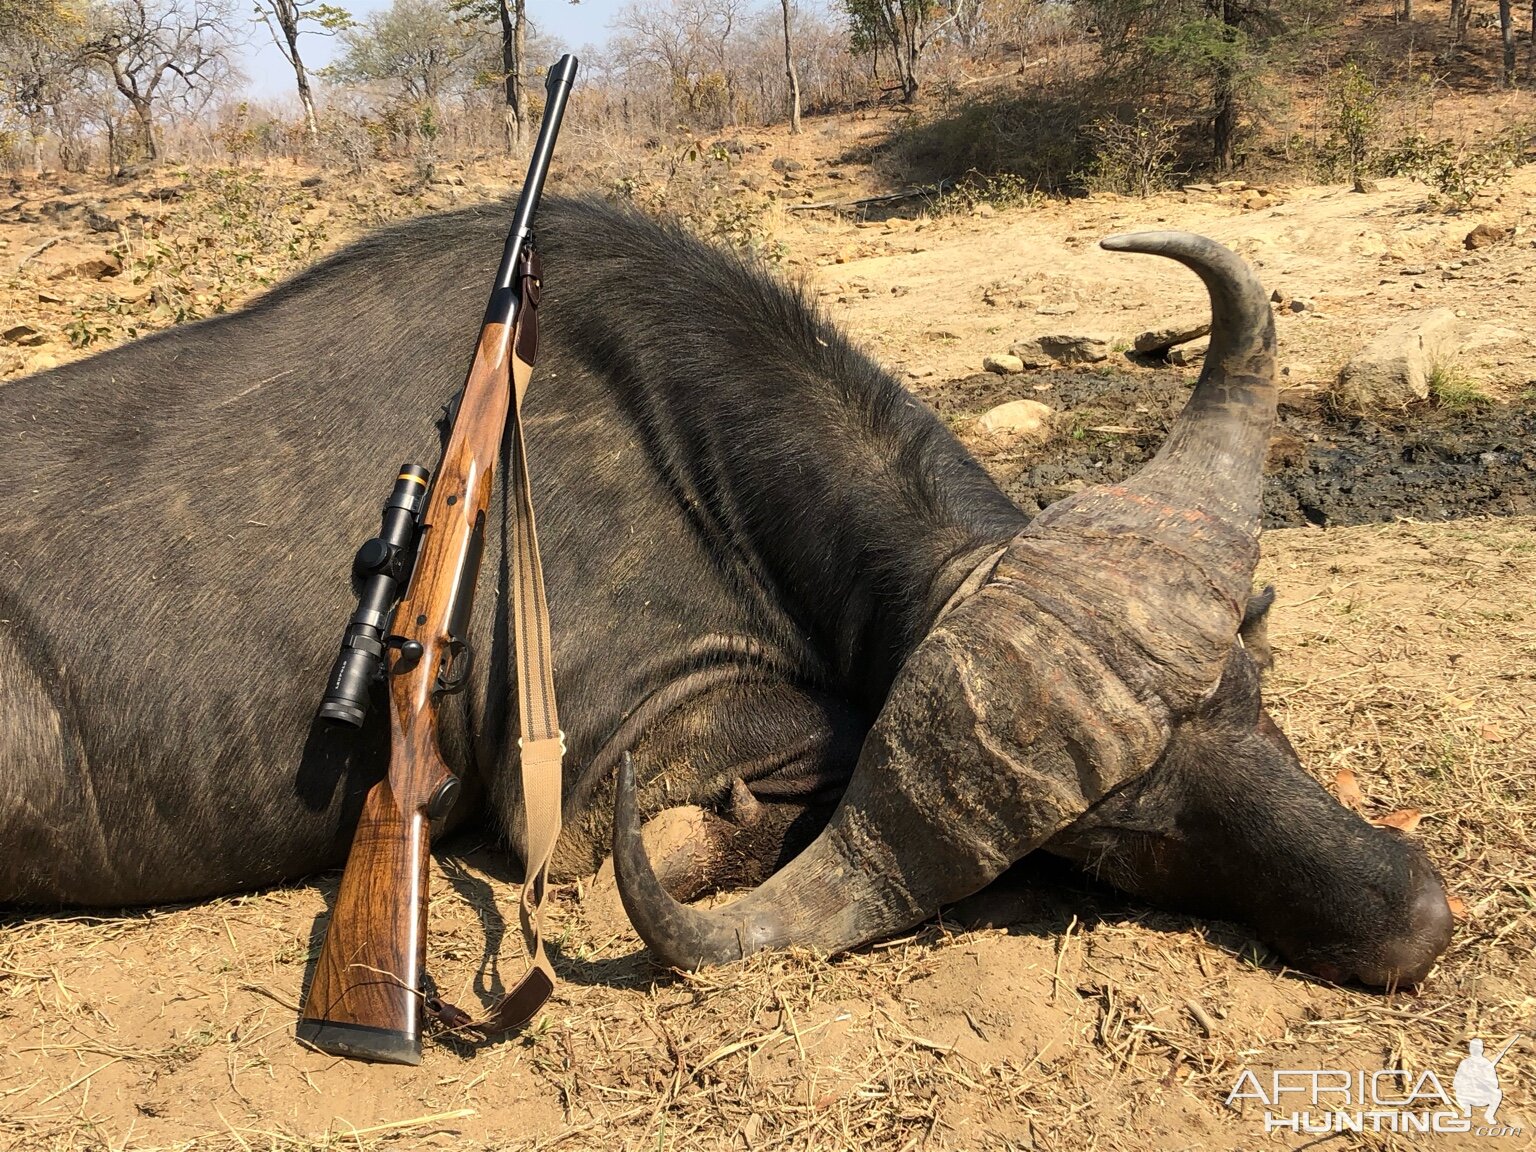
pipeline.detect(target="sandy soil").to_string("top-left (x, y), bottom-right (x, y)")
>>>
top-left (773, 164), bottom-right (1536, 401)
top-left (2, 517), bottom-right (1532, 1151)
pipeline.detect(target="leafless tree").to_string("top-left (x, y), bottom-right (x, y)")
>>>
top-left (83, 0), bottom-right (239, 163)
top-left (780, 0), bottom-right (799, 132)
top-left (251, 0), bottom-right (353, 140)
top-left (2, 29), bottom-right (87, 172)
top-left (611, 0), bottom-right (747, 128)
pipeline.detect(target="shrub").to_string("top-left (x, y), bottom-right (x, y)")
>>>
top-left (1324, 61), bottom-right (1379, 188)
top-left (1380, 126), bottom-right (1529, 207)
top-left (1079, 108), bottom-right (1182, 196)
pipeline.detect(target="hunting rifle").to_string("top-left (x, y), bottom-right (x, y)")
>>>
top-left (297, 54), bottom-right (579, 1066)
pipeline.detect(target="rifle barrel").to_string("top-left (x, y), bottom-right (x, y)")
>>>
top-left (492, 54), bottom-right (580, 301)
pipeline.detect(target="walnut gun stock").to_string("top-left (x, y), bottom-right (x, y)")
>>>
top-left (298, 53), bottom-right (578, 1066)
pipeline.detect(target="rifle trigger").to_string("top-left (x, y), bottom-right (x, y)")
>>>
top-left (434, 638), bottom-right (473, 696)
top-left (438, 390), bottom-right (464, 440)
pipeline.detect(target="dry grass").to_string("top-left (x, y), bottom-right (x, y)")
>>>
top-left (3, 515), bottom-right (1533, 1151)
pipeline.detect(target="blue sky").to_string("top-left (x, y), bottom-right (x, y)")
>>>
top-left (239, 0), bottom-right (625, 99)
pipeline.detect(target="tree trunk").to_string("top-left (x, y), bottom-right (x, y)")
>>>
top-left (279, 16), bottom-right (320, 140)
top-left (496, 0), bottom-right (525, 150)
top-left (900, 0), bottom-right (920, 102)
top-left (130, 98), bottom-right (157, 163)
top-left (1401, 0), bottom-right (1412, 20)
top-left (1212, 80), bottom-right (1237, 170)
top-left (1529, 0), bottom-right (1535, 80)
top-left (1500, 0), bottom-right (1515, 84)
top-left (780, 0), bottom-right (800, 132)
top-left (1211, 0), bottom-right (1240, 171)
top-left (513, 0), bottom-right (527, 144)
top-left (28, 110), bottom-right (45, 175)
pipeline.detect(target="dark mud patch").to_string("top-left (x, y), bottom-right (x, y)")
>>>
top-left (929, 368), bottom-right (1536, 528)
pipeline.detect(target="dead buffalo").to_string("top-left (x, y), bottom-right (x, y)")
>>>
top-left (0, 196), bottom-right (1452, 989)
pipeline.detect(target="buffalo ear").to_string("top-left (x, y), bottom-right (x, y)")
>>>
top-left (1240, 585), bottom-right (1277, 673)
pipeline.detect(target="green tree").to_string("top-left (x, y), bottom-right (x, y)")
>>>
top-left (251, 0), bottom-right (354, 141)
top-left (1088, 0), bottom-right (1321, 172)
top-left (450, 0), bottom-right (525, 148)
top-left (324, 0), bottom-right (471, 107)
top-left (1325, 60), bottom-right (1378, 189)
top-left (843, 0), bottom-right (930, 103)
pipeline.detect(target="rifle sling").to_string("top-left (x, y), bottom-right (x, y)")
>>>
top-left (428, 250), bottom-right (564, 1036)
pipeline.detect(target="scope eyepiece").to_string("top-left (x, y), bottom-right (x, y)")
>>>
top-left (318, 463), bottom-right (430, 728)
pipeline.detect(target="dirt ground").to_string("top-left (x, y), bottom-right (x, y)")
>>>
top-left (2, 517), bottom-right (1532, 1151)
top-left (3, 89), bottom-right (1536, 1152)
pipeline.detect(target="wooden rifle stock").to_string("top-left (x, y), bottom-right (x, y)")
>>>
top-left (298, 55), bottom-right (577, 1065)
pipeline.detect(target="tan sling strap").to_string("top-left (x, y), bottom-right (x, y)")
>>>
top-left (415, 250), bottom-right (564, 1037)
top-left (474, 247), bottom-right (565, 1033)
top-left (415, 247), bottom-right (562, 1037)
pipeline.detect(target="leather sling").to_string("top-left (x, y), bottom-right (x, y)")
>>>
top-left (426, 248), bottom-right (564, 1035)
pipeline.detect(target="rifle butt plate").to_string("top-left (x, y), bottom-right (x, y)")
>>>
top-left (296, 1017), bottom-right (422, 1065)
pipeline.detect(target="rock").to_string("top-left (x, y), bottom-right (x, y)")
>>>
top-left (299, 174), bottom-right (324, 188)
top-left (826, 169), bottom-right (847, 180)
top-left (1168, 337), bottom-right (1209, 366)
top-left (771, 157), bottom-right (803, 173)
top-left (3, 324), bottom-right (45, 346)
top-left (85, 209), bottom-right (119, 233)
top-left (36, 290), bottom-right (65, 304)
top-left (1464, 222), bottom-right (1509, 250)
top-left (1011, 332), bottom-right (1112, 366)
top-left (1215, 179), bottom-right (1247, 192)
top-left (53, 252), bottom-right (121, 280)
top-left (1182, 182), bottom-right (1215, 193)
top-left (977, 399), bottom-right (1054, 438)
top-left (1134, 317), bottom-right (1210, 354)
top-left (1270, 288), bottom-right (1285, 304)
top-left (1352, 177), bottom-right (1379, 193)
top-left (1288, 297), bottom-right (1315, 313)
top-left (1334, 309), bottom-right (1459, 408)
top-left (983, 352), bottom-right (1025, 374)
top-left (1400, 266), bottom-right (1425, 275)
top-left (1035, 303), bottom-right (1078, 315)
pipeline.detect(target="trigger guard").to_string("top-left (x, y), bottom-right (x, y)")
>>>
top-left (434, 638), bottom-right (473, 696)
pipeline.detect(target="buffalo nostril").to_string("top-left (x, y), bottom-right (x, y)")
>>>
top-left (1357, 870), bottom-right (1455, 988)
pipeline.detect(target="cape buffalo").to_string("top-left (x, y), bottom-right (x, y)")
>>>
top-left (0, 195), bottom-right (1453, 991)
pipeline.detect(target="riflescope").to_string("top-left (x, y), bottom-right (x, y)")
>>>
top-left (317, 463), bottom-right (430, 727)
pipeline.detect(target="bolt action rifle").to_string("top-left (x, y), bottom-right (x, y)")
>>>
top-left (297, 54), bottom-right (579, 1066)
